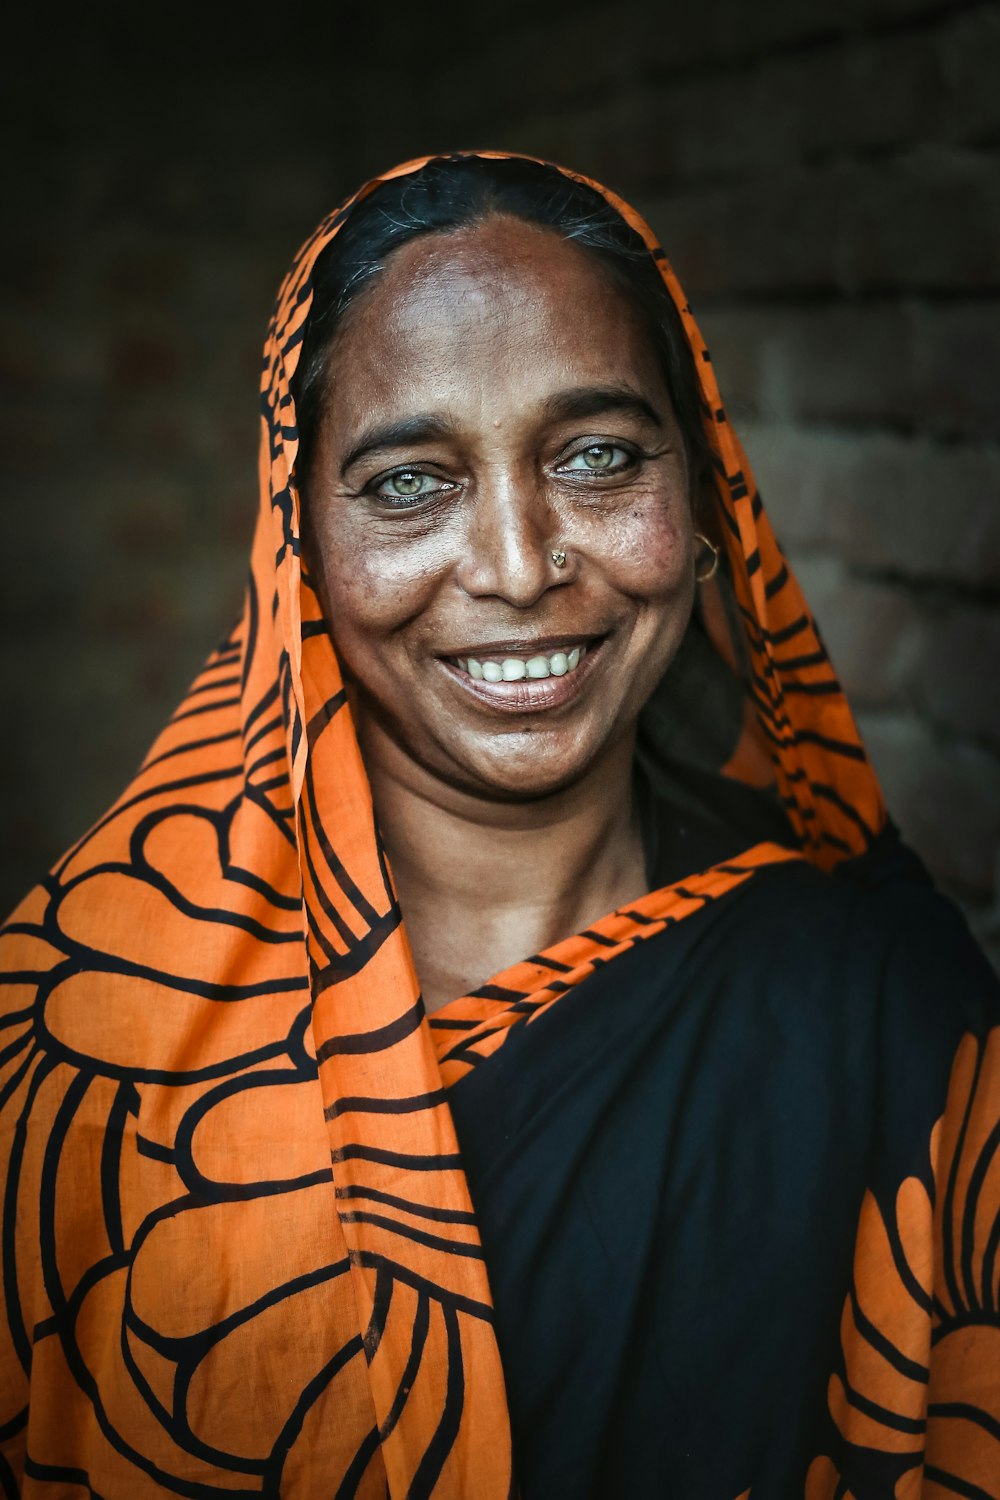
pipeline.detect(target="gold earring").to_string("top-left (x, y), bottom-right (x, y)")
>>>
top-left (694, 533), bottom-right (720, 583)
top-left (550, 549), bottom-right (567, 569)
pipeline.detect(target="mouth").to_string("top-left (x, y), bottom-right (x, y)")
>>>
top-left (437, 635), bottom-right (606, 713)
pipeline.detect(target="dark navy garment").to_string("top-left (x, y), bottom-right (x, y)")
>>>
top-left (447, 828), bottom-right (1000, 1499)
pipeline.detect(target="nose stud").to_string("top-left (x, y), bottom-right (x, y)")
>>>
top-left (550, 549), bottom-right (567, 569)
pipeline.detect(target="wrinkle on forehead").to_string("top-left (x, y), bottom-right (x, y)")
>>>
top-left (323, 215), bottom-right (669, 433)
top-left (345, 217), bottom-right (625, 350)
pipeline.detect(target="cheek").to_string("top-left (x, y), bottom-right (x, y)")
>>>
top-left (582, 489), bottom-right (694, 600)
top-left (310, 515), bottom-right (447, 643)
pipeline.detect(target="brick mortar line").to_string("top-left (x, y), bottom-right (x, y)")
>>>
top-left (638, 0), bottom-right (994, 86)
top-left (690, 288), bottom-right (1000, 309)
top-left (840, 566), bottom-right (1000, 607)
top-left (856, 706), bottom-right (1000, 761)
top-left (634, 147), bottom-right (1000, 208)
top-left (726, 411), bottom-right (1000, 447)
top-left (741, 419), bottom-right (1000, 454)
top-left (444, 0), bottom-right (996, 143)
top-left (619, 129), bottom-right (1000, 194)
top-left (783, 552), bottom-right (1000, 606)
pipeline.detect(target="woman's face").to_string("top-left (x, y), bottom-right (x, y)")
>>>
top-left (305, 215), bottom-right (697, 803)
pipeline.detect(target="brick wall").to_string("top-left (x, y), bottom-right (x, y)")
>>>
top-left (2, 0), bottom-right (998, 963)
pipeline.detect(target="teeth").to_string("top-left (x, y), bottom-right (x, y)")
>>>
top-left (461, 645), bottom-right (588, 682)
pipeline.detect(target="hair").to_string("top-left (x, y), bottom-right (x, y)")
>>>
top-left (292, 154), bottom-right (713, 498)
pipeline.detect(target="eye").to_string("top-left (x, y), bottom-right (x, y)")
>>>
top-left (367, 468), bottom-right (454, 507)
top-left (560, 443), bottom-right (635, 476)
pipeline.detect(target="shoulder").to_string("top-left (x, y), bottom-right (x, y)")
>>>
top-left (700, 828), bottom-right (1000, 1108)
top-left (723, 826), bottom-right (998, 1019)
top-left (697, 829), bottom-right (1000, 1191)
top-left (838, 825), bottom-right (1000, 1040)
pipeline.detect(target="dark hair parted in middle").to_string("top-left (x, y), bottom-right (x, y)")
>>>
top-left (292, 154), bottom-right (713, 500)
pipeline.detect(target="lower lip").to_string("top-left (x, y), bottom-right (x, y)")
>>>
top-left (439, 643), bottom-right (604, 714)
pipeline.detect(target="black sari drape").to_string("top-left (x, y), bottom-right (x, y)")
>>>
top-left (448, 827), bottom-right (1000, 1498)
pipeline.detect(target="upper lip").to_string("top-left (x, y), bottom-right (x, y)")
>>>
top-left (439, 633), bottom-right (605, 658)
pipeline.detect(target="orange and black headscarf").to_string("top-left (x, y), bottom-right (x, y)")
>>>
top-left (0, 153), bottom-right (890, 1496)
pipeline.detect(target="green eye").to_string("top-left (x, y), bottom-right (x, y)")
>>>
top-left (367, 468), bottom-right (450, 507)
top-left (563, 443), bottom-right (632, 475)
top-left (582, 445), bottom-right (615, 469)
top-left (389, 471), bottom-right (427, 496)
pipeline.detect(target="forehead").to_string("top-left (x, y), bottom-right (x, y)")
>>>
top-left (321, 216), bottom-right (668, 422)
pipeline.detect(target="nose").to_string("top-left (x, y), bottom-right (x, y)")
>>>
top-left (453, 467), bottom-right (567, 608)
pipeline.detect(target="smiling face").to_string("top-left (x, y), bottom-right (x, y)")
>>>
top-left (303, 214), bottom-right (697, 805)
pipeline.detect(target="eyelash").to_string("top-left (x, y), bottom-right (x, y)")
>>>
top-left (364, 469), bottom-right (456, 509)
top-left (362, 441), bottom-right (645, 510)
top-left (557, 442), bottom-right (640, 478)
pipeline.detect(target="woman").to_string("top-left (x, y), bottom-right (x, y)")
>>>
top-left (1, 151), bottom-right (997, 1499)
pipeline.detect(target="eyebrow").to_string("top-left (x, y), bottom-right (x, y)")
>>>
top-left (540, 384), bottom-right (666, 430)
top-left (338, 383), bottom-right (666, 478)
top-left (340, 414), bottom-right (454, 478)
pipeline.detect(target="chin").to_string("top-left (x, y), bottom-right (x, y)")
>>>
top-left (462, 765), bottom-right (583, 804)
top-left (358, 687), bottom-right (626, 804)
top-left (447, 730), bottom-right (616, 804)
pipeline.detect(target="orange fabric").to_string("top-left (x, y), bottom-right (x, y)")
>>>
top-left (0, 153), bottom-right (900, 1495)
top-left (430, 841), bottom-right (804, 1085)
top-left (806, 1031), bottom-right (1000, 1497)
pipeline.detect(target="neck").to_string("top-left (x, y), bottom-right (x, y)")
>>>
top-left (357, 719), bottom-right (647, 1012)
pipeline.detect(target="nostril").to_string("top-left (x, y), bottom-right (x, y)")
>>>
top-left (456, 555), bottom-right (562, 606)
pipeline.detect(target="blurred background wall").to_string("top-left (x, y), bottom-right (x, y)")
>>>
top-left (2, 0), bottom-right (998, 964)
